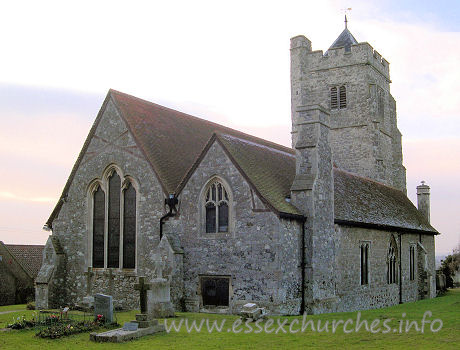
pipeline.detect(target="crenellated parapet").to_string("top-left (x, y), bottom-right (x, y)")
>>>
top-left (304, 43), bottom-right (390, 81)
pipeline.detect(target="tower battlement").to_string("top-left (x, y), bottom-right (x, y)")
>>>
top-left (304, 42), bottom-right (390, 81)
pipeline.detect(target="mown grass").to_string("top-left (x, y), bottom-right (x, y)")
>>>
top-left (1, 289), bottom-right (459, 349)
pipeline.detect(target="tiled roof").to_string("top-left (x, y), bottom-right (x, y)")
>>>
top-left (111, 90), bottom-right (293, 195)
top-left (4, 244), bottom-right (44, 278)
top-left (216, 133), bottom-right (301, 215)
top-left (46, 90), bottom-right (437, 234)
top-left (334, 169), bottom-right (437, 234)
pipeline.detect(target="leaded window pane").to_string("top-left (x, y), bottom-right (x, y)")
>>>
top-left (92, 186), bottom-right (105, 268)
top-left (211, 184), bottom-right (216, 201)
top-left (123, 183), bottom-right (136, 269)
top-left (107, 172), bottom-right (121, 268)
top-left (218, 202), bottom-right (228, 232)
top-left (206, 203), bottom-right (216, 233)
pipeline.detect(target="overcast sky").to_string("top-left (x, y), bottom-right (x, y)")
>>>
top-left (0, 0), bottom-right (459, 255)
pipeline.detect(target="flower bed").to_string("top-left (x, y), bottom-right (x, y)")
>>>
top-left (35, 321), bottom-right (103, 339)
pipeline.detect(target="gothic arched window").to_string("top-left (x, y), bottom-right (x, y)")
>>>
top-left (387, 236), bottom-right (398, 284)
top-left (123, 182), bottom-right (136, 269)
top-left (90, 166), bottom-right (137, 269)
top-left (204, 180), bottom-right (230, 233)
top-left (92, 185), bottom-right (105, 268)
top-left (107, 171), bottom-right (121, 268)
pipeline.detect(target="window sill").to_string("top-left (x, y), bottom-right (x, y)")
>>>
top-left (91, 268), bottom-right (138, 277)
top-left (199, 232), bottom-right (233, 239)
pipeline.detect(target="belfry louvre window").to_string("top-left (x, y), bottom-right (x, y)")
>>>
top-left (91, 170), bottom-right (137, 269)
top-left (330, 85), bottom-right (347, 110)
top-left (360, 243), bottom-right (369, 285)
top-left (205, 180), bottom-right (229, 233)
top-left (409, 245), bottom-right (415, 281)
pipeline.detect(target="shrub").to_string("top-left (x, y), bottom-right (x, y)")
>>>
top-left (26, 302), bottom-right (36, 310)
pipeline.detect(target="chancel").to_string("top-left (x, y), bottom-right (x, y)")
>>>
top-left (36, 23), bottom-right (438, 315)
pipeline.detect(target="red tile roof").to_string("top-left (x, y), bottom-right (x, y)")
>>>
top-left (4, 244), bottom-right (44, 278)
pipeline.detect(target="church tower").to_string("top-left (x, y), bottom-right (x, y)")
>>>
top-left (290, 21), bottom-right (406, 192)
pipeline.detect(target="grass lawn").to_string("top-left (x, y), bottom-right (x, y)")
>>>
top-left (1, 289), bottom-right (459, 349)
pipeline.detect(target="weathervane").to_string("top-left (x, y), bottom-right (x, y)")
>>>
top-left (342, 7), bottom-right (352, 29)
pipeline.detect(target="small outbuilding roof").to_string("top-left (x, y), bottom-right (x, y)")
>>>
top-left (2, 243), bottom-right (44, 279)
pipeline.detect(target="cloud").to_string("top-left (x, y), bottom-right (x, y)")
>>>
top-left (0, 192), bottom-right (56, 203)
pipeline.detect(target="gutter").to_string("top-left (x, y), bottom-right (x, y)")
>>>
top-left (280, 212), bottom-right (306, 315)
top-left (334, 219), bottom-right (438, 235)
top-left (160, 195), bottom-right (179, 241)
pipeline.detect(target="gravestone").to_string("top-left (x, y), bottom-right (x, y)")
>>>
top-left (94, 293), bottom-right (113, 323)
top-left (90, 278), bottom-right (165, 342)
top-left (147, 256), bottom-right (175, 318)
top-left (122, 322), bottom-right (139, 331)
top-left (240, 302), bottom-right (268, 321)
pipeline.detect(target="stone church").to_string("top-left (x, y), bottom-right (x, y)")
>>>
top-left (36, 26), bottom-right (438, 315)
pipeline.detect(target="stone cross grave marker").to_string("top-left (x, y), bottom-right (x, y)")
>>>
top-left (134, 277), bottom-right (151, 314)
top-left (84, 267), bottom-right (94, 296)
top-left (94, 293), bottom-right (113, 323)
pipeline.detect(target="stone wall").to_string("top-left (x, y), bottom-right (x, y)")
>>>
top-left (0, 263), bottom-right (16, 306)
top-left (49, 98), bottom-right (168, 310)
top-left (335, 225), bottom-right (435, 312)
top-left (174, 141), bottom-right (302, 315)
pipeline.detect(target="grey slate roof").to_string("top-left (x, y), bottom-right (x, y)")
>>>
top-left (326, 28), bottom-right (358, 53)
